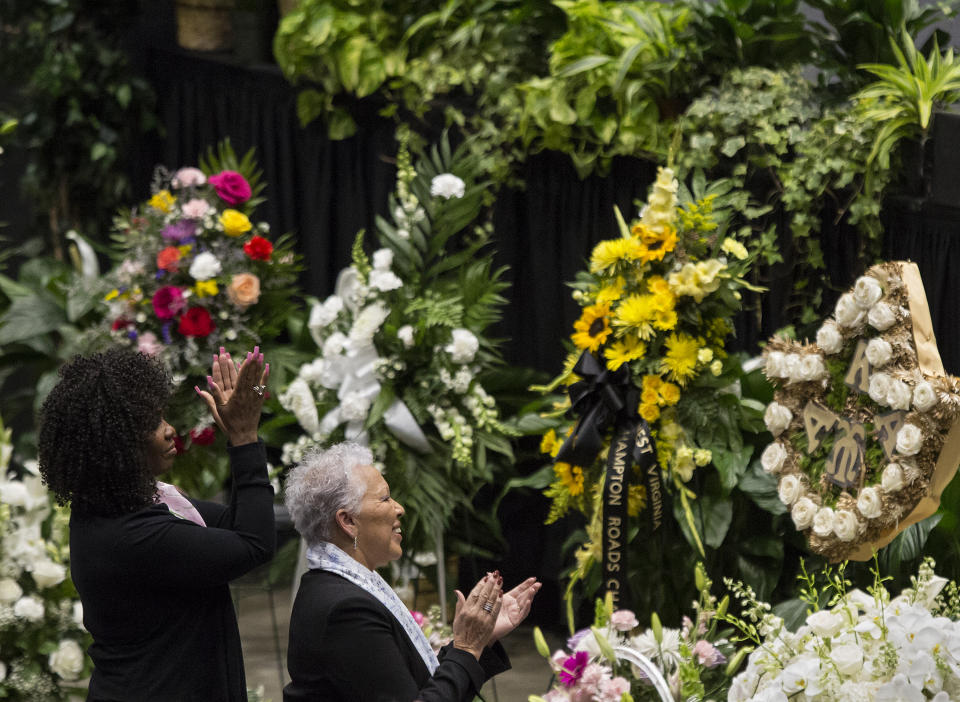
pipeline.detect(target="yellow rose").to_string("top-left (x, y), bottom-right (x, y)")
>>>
top-left (227, 273), bottom-right (261, 309)
top-left (660, 383), bottom-right (681, 405)
top-left (639, 403), bottom-right (660, 422)
top-left (220, 209), bottom-right (253, 237)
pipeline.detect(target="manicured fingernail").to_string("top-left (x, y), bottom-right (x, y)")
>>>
top-left (194, 386), bottom-right (201, 395)
top-left (207, 376), bottom-right (214, 387)
top-left (213, 354), bottom-right (218, 363)
top-left (254, 345), bottom-right (259, 355)
top-left (220, 346), bottom-right (225, 355)
top-left (265, 363), bottom-right (270, 373)
top-left (247, 352), bottom-right (252, 361)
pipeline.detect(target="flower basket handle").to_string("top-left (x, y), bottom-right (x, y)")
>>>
top-left (612, 645), bottom-right (674, 702)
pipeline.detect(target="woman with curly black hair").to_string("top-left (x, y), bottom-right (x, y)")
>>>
top-left (38, 345), bottom-right (275, 702)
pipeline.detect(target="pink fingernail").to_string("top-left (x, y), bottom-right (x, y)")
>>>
top-left (194, 386), bottom-right (201, 395)
top-left (254, 345), bottom-right (259, 355)
top-left (213, 354), bottom-right (218, 364)
top-left (247, 352), bottom-right (252, 361)
top-left (265, 363), bottom-right (270, 373)
top-left (207, 376), bottom-right (214, 387)
top-left (220, 346), bottom-right (225, 355)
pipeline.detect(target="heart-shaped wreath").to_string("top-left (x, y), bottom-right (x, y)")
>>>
top-left (761, 261), bottom-right (960, 561)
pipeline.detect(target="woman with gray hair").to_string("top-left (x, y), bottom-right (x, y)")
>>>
top-left (283, 442), bottom-right (540, 702)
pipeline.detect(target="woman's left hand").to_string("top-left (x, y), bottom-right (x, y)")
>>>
top-left (492, 577), bottom-right (541, 641)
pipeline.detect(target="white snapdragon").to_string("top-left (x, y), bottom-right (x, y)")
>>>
top-left (372, 248), bottom-right (394, 270)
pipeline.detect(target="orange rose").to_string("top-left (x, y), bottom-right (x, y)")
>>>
top-left (156, 246), bottom-right (181, 272)
top-left (227, 273), bottom-right (261, 309)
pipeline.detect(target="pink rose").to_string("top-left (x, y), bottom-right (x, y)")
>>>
top-left (172, 167), bottom-right (206, 188)
top-left (208, 170), bottom-right (252, 206)
top-left (609, 609), bottom-right (639, 632)
top-left (137, 331), bottom-right (162, 356)
top-left (152, 286), bottom-right (186, 320)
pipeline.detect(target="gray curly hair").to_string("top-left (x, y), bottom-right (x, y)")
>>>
top-left (284, 442), bottom-right (373, 545)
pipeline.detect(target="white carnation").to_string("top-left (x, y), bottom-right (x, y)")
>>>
top-left (397, 325), bottom-right (415, 348)
top-left (886, 379), bottom-right (912, 411)
top-left (764, 351), bottom-right (787, 378)
top-left (791, 497), bottom-right (818, 530)
top-left (896, 423), bottom-right (923, 456)
top-left (853, 275), bottom-right (884, 309)
top-left (30, 559), bottom-right (66, 589)
top-left (882, 463), bottom-right (905, 493)
top-left (187, 251), bottom-right (222, 280)
top-left (812, 506), bottom-right (836, 537)
top-left (761, 442), bottom-right (789, 474)
top-left (48, 639), bottom-right (85, 680)
top-left (833, 510), bottom-right (860, 541)
top-left (816, 321), bottom-right (844, 354)
top-left (764, 402), bottom-right (793, 436)
top-left (857, 486), bottom-right (883, 519)
top-left (835, 293), bottom-right (866, 328)
top-left (778, 474), bottom-right (802, 506)
top-left (913, 381), bottom-right (938, 412)
top-left (868, 372), bottom-right (892, 405)
top-left (372, 248), bottom-right (394, 270)
top-left (430, 173), bottom-right (466, 199)
top-left (0, 578), bottom-right (21, 604)
top-left (445, 328), bottom-right (479, 364)
top-left (13, 595), bottom-right (44, 622)
top-left (868, 302), bottom-right (897, 331)
top-left (349, 304), bottom-right (390, 345)
top-left (368, 269), bottom-right (403, 292)
top-left (866, 338), bottom-right (893, 367)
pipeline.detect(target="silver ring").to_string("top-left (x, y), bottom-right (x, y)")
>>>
top-left (252, 385), bottom-right (266, 396)
top-left (481, 602), bottom-right (493, 613)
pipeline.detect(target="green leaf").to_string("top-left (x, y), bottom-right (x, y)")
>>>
top-left (739, 461), bottom-right (787, 515)
top-left (296, 89), bottom-right (328, 127)
top-left (327, 106), bottom-right (358, 140)
top-left (712, 445), bottom-right (754, 493)
top-left (0, 294), bottom-right (66, 345)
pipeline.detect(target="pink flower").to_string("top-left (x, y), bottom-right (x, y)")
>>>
top-left (579, 663), bottom-right (610, 689)
top-left (181, 198), bottom-right (212, 219)
top-left (543, 690), bottom-right (570, 702)
top-left (692, 639), bottom-right (725, 668)
top-left (208, 170), bottom-right (252, 206)
top-left (152, 286), bottom-right (185, 320)
top-left (610, 609), bottom-right (639, 632)
top-left (559, 651), bottom-right (589, 687)
top-left (137, 331), bottom-right (162, 356)
top-left (597, 676), bottom-right (630, 702)
top-left (410, 610), bottom-right (426, 627)
top-left (172, 167), bottom-right (206, 188)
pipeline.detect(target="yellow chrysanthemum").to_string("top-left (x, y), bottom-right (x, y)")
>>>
top-left (149, 190), bottom-right (175, 213)
top-left (639, 403), bottom-right (660, 422)
top-left (220, 209), bottom-right (253, 237)
top-left (653, 308), bottom-right (678, 331)
top-left (540, 429), bottom-right (562, 457)
top-left (614, 295), bottom-right (657, 340)
top-left (660, 333), bottom-right (700, 385)
top-left (604, 337), bottom-right (646, 370)
top-left (595, 277), bottom-right (626, 304)
top-left (627, 484), bottom-right (647, 517)
top-left (554, 462), bottom-right (585, 496)
top-left (194, 280), bottom-right (219, 298)
top-left (572, 302), bottom-right (612, 352)
top-left (590, 238), bottom-right (641, 273)
top-left (660, 382), bottom-right (681, 406)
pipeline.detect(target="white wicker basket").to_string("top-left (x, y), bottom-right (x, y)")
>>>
top-left (613, 645), bottom-right (674, 702)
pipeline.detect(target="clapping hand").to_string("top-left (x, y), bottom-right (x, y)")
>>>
top-left (492, 577), bottom-right (541, 641)
top-left (195, 346), bottom-right (269, 445)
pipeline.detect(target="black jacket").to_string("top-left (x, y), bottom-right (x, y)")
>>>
top-left (284, 569), bottom-right (510, 702)
top-left (70, 441), bottom-right (275, 702)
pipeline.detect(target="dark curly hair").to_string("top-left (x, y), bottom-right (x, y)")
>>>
top-left (38, 347), bottom-right (172, 517)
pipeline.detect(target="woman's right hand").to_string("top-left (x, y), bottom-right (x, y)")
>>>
top-left (451, 573), bottom-right (502, 660)
top-left (195, 347), bottom-right (269, 446)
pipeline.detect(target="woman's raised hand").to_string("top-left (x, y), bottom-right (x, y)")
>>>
top-left (195, 346), bottom-right (269, 445)
top-left (452, 572), bottom-right (503, 660)
top-left (491, 577), bottom-right (541, 642)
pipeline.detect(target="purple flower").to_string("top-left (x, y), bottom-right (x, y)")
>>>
top-left (567, 628), bottom-right (590, 651)
top-left (161, 322), bottom-right (173, 344)
top-left (162, 219), bottom-right (197, 243)
top-left (558, 651), bottom-right (589, 687)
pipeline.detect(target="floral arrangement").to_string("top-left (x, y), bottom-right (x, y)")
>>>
top-left (94, 142), bottom-right (300, 495)
top-left (760, 262), bottom-right (960, 561)
top-left (726, 557), bottom-right (960, 700)
top-left (530, 564), bottom-right (743, 702)
top-left (537, 166), bottom-right (764, 596)
top-left (411, 604), bottom-right (453, 654)
top-left (0, 415), bottom-right (91, 700)
top-left (278, 129), bottom-right (517, 557)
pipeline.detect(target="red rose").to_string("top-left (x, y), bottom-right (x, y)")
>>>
top-left (243, 235), bottom-right (273, 261)
top-left (152, 286), bottom-right (185, 320)
top-left (208, 171), bottom-right (252, 206)
top-left (177, 306), bottom-right (215, 337)
top-left (189, 426), bottom-right (216, 446)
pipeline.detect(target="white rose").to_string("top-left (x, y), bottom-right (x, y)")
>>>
top-left (0, 578), bottom-right (22, 604)
top-left (853, 275), bottom-right (884, 309)
top-left (868, 302), bottom-right (897, 331)
top-left (798, 354), bottom-right (826, 382)
top-left (778, 474), bottom-right (802, 506)
top-left (761, 442), bottom-right (789, 474)
top-left (831, 643), bottom-right (864, 676)
top-left (13, 595), bottom-right (44, 622)
top-left (48, 639), bottom-right (85, 680)
top-left (896, 423), bottom-right (923, 456)
top-left (30, 560), bottom-right (66, 589)
top-left (835, 293), bottom-right (866, 328)
top-left (886, 379), bottom-right (912, 411)
top-left (812, 506), bottom-right (836, 537)
top-left (445, 328), bottom-right (479, 364)
top-left (783, 354), bottom-right (803, 383)
top-left (806, 609), bottom-right (844, 637)
top-left (368, 269), bottom-right (403, 292)
top-left (764, 402), bottom-right (793, 436)
top-left (868, 372), bottom-right (892, 405)
top-left (833, 510), bottom-right (860, 541)
top-left (430, 173), bottom-right (466, 199)
top-left (73, 601), bottom-right (84, 628)
top-left (816, 322), bottom-right (844, 354)
top-left (372, 248), bottom-right (394, 270)
top-left (791, 497), bottom-right (818, 530)
top-left (187, 251), bottom-right (222, 280)
top-left (866, 338), bottom-right (893, 367)
top-left (857, 487), bottom-right (883, 519)
top-left (397, 325), bottom-right (415, 348)
top-left (914, 381), bottom-right (938, 412)
top-left (882, 463), bottom-right (905, 493)
top-left (764, 351), bottom-right (787, 378)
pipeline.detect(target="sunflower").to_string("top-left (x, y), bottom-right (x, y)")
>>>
top-left (604, 336), bottom-right (646, 370)
top-left (590, 238), bottom-right (641, 273)
top-left (636, 224), bottom-right (678, 264)
top-left (660, 332), bottom-right (700, 385)
top-left (554, 462), bottom-right (585, 496)
top-left (572, 302), bottom-right (612, 352)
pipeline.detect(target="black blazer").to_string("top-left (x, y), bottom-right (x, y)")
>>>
top-left (284, 569), bottom-right (510, 702)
